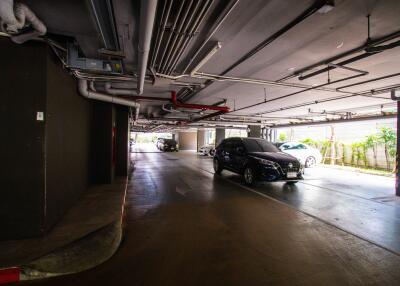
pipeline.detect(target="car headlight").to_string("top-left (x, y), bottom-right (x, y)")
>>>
top-left (255, 158), bottom-right (278, 168)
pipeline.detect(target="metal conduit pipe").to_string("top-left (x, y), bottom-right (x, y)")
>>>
top-left (285, 30), bottom-right (400, 82)
top-left (248, 85), bottom-right (399, 116)
top-left (162, 0), bottom-right (207, 74)
top-left (150, 0), bottom-right (173, 68)
top-left (231, 73), bottom-right (367, 113)
top-left (171, 91), bottom-right (229, 112)
top-left (0, 0), bottom-right (47, 43)
top-left (336, 72), bottom-right (400, 92)
top-left (157, 0), bottom-right (186, 70)
top-left (159, 0), bottom-right (196, 73)
top-left (181, 0), bottom-right (327, 102)
top-left (137, 0), bottom-right (158, 95)
top-left (182, 0), bottom-right (239, 74)
top-left (155, 72), bottom-right (341, 93)
top-left (78, 79), bottom-right (141, 121)
top-left (166, 0), bottom-right (214, 75)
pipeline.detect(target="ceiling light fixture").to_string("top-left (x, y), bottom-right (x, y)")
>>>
top-left (317, 0), bottom-right (335, 14)
top-left (190, 41), bottom-right (222, 75)
top-left (336, 42), bottom-right (344, 49)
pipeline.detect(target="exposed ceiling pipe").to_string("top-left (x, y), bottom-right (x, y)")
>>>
top-left (157, 0), bottom-right (186, 71)
top-left (245, 85), bottom-right (398, 116)
top-left (156, 72), bottom-right (341, 94)
top-left (150, 0), bottom-right (173, 68)
top-left (284, 30), bottom-right (400, 81)
top-left (188, 110), bottom-right (226, 124)
top-left (78, 79), bottom-right (140, 121)
top-left (182, 0), bottom-right (239, 74)
top-left (181, 0), bottom-right (328, 102)
top-left (165, 0), bottom-right (214, 75)
top-left (0, 0), bottom-right (47, 43)
top-left (159, 0), bottom-right (197, 73)
top-left (336, 72), bottom-right (400, 92)
top-left (270, 114), bottom-right (397, 128)
top-left (171, 91), bottom-right (229, 112)
top-left (231, 73), bottom-right (367, 113)
top-left (137, 0), bottom-right (158, 94)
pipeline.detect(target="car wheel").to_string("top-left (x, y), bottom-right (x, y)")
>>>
top-left (243, 166), bottom-right (257, 186)
top-left (213, 158), bottom-right (223, 174)
top-left (209, 149), bottom-right (215, 156)
top-left (305, 156), bottom-right (316, 168)
top-left (286, 181), bottom-right (298, 185)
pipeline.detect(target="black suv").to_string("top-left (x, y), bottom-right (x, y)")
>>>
top-left (213, 137), bottom-right (303, 185)
top-left (157, 138), bottom-right (178, 152)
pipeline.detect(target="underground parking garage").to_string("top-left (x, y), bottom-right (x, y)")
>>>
top-left (1, 0), bottom-right (400, 285)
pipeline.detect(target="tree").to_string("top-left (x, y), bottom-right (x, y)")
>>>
top-left (278, 132), bottom-right (287, 142)
top-left (377, 127), bottom-right (396, 171)
top-left (300, 138), bottom-right (318, 148)
top-left (365, 134), bottom-right (378, 168)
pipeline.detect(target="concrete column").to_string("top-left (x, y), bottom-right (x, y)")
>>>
top-left (197, 129), bottom-right (206, 151)
top-left (247, 125), bottom-right (261, 138)
top-left (178, 131), bottom-right (197, 150)
top-left (396, 101), bottom-right (400, 196)
top-left (215, 128), bottom-right (225, 146)
top-left (115, 106), bottom-right (129, 176)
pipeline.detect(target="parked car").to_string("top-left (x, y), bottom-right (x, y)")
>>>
top-left (278, 142), bottom-right (322, 168)
top-left (199, 145), bottom-right (215, 156)
top-left (157, 138), bottom-right (178, 152)
top-left (213, 137), bottom-right (303, 185)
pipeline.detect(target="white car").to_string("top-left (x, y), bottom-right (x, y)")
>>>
top-left (279, 142), bottom-right (322, 168)
top-left (199, 145), bottom-right (215, 156)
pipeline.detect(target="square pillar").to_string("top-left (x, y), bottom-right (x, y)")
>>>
top-left (215, 128), bottom-right (225, 146)
top-left (396, 101), bottom-right (400, 196)
top-left (247, 125), bottom-right (261, 138)
top-left (197, 129), bottom-right (206, 151)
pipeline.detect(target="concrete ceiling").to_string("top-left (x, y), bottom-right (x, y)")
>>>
top-left (24, 0), bottom-right (400, 128)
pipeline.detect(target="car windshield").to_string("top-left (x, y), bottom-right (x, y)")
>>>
top-left (165, 139), bottom-right (177, 145)
top-left (243, 139), bottom-right (279, 153)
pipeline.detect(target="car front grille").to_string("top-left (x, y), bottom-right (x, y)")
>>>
top-left (278, 161), bottom-right (300, 174)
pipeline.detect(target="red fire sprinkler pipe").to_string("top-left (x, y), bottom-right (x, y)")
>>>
top-left (170, 91), bottom-right (230, 112)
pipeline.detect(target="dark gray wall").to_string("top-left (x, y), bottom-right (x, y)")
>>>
top-left (0, 38), bottom-right (93, 239)
top-left (0, 38), bottom-right (130, 240)
top-left (0, 39), bottom-right (47, 239)
top-left (45, 51), bottom-right (92, 230)
top-left (91, 103), bottom-right (114, 184)
top-left (115, 106), bottom-right (129, 176)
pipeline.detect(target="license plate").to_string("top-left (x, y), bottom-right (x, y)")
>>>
top-left (287, 172), bottom-right (297, 178)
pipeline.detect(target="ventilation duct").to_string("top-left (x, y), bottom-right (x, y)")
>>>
top-left (0, 0), bottom-right (47, 43)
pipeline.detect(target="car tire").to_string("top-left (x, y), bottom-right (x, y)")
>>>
top-left (243, 166), bottom-right (257, 186)
top-left (305, 156), bottom-right (316, 168)
top-left (286, 181), bottom-right (298, 185)
top-left (209, 149), bottom-right (215, 156)
top-left (213, 158), bottom-right (223, 174)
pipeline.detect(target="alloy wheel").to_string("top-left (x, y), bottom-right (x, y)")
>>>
top-left (244, 167), bottom-right (253, 185)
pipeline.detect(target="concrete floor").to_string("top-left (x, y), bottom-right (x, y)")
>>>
top-left (25, 143), bottom-right (400, 285)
